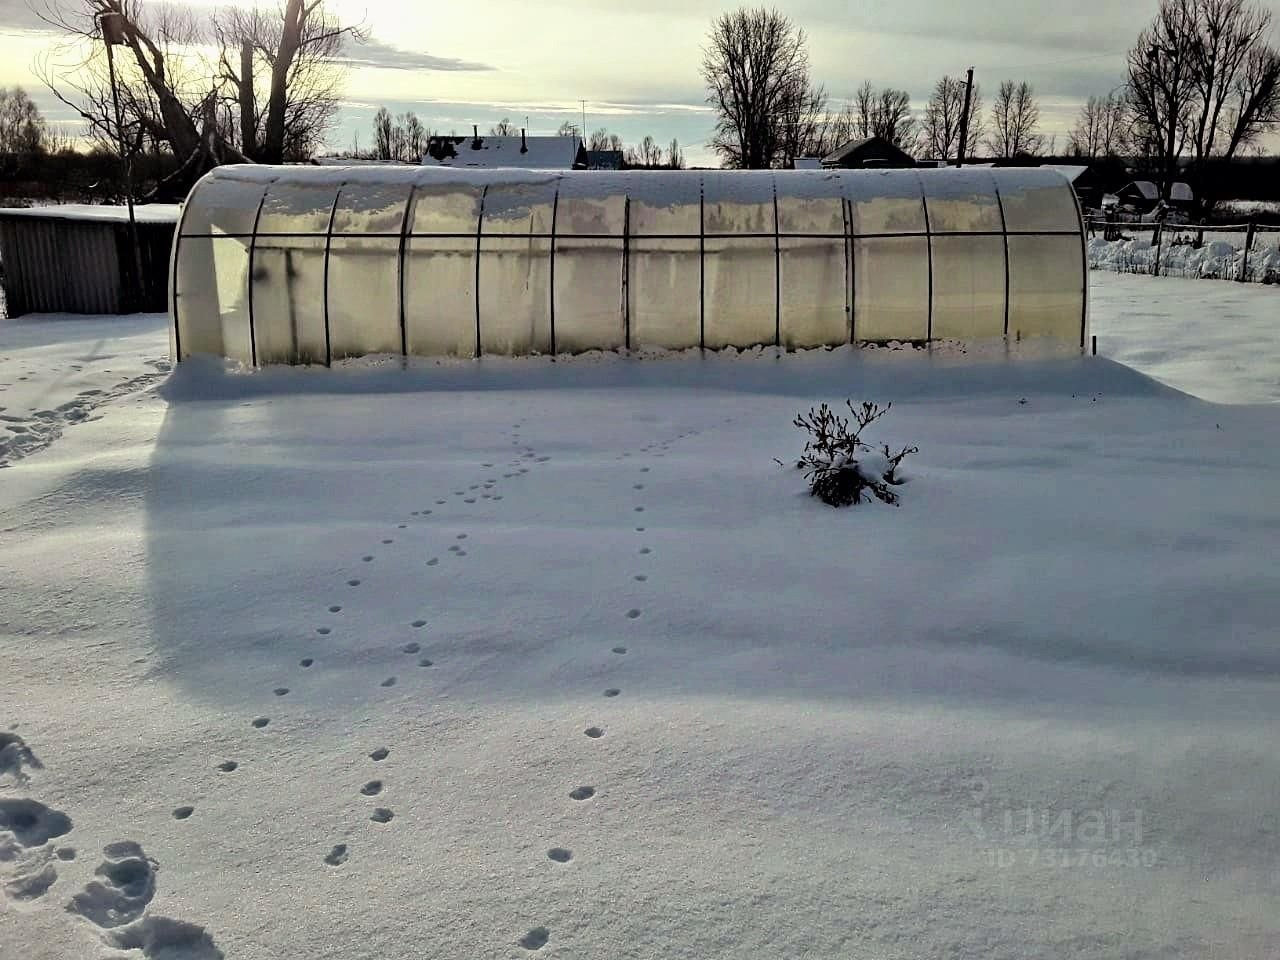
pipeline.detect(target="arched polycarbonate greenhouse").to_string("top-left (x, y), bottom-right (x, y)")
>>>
top-left (169, 166), bottom-right (1087, 365)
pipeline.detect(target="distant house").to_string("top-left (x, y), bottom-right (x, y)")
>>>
top-left (422, 127), bottom-right (587, 169)
top-left (586, 150), bottom-right (623, 171)
top-left (821, 136), bottom-right (916, 169)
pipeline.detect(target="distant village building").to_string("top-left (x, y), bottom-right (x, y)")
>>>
top-left (422, 127), bottom-right (587, 169)
top-left (585, 150), bottom-right (624, 171)
top-left (821, 136), bottom-right (916, 170)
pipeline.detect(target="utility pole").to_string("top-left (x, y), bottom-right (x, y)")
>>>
top-left (956, 67), bottom-right (974, 168)
top-left (580, 100), bottom-right (587, 144)
top-left (99, 10), bottom-right (145, 312)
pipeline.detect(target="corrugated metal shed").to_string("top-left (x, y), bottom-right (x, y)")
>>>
top-left (0, 204), bottom-right (179, 317)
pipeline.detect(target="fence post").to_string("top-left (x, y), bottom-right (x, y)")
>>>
top-left (1152, 223), bottom-right (1162, 277)
top-left (1239, 220), bottom-right (1256, 283)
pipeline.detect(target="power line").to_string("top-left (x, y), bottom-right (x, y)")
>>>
top-left (975, 48), bottom-right (1129, 75)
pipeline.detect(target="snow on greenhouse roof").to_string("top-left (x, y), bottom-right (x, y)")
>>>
top-left (421, 134), bottom-right (584, 169)
top-left (0, 203), bottom-right (181, 223)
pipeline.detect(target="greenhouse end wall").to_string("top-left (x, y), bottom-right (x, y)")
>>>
top-left (169, 166), bottom-right (1087, 365)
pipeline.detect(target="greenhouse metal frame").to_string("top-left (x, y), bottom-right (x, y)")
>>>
top-left (170, 166), bottom-right (1087, 365)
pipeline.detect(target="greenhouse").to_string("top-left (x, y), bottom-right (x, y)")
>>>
top-left (169, 165), bottom-right (1087, 365)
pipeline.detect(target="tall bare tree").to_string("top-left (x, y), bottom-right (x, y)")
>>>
top-left (0, 87), bottom-right (49, 154)
top-left (851, 82), bottom-right (916, 147)
top-left (491, 117), bottom-right (517, 135)
top-left (701, 6), bottom-right (819, 168)
top-left (1067, 92), bottom-right (1130, 157)
top-left (667, 137), bottom-right (685, 169)
top-left (918, 74), bottom-right (983, 160)
top-left (986, 80), bottom-right (1044, 157)
top-left (372, 106), bottom-right (393, 160)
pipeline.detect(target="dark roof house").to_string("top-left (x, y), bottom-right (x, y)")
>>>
top-left (821, 136), bottom-right (916, 169)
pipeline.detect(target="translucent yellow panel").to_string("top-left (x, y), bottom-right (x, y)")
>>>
top-left (409, 181), bottom-right (484, 235)
top-left (930, 235), bottom-right (1005, 340)
top-left (776, 193), bottom-right (844, 234)
top-left (779, 238), bottom-right (847, 348)
top-left (920, 169), bottom-right (1003, 233)
top-left (182, 175), bottom-right (270, 236)
top-left (1007, 235), bottom-right (1085, 341)
top-left (853, 236), bottom-right (929, 340)
top-left (477, 237), bottom-right (552, 354)
top-left (629, 238), bottom-right (699, 349)
top-left (482, 181), bottom-right (558, 235)
top-left (555, 178), bottom-right (625, 236)
top-left (554, 239), bottom-right (624, 352)
top-left (257, 181), bottom-right (340, 235)
top-left (174, 235), bottom-right (252, 360)
top-left (999, 170), bottom-right (1082, 233)
top-left (630, 175), bottom-right (700, 235)
top-left (251, 236), bottom-right (327, 364)
top-left (846, 170), bottom-right (926, 235)
top-left (702, 172), bottom-right (774, 235)
top-left (704, 238), bottom-right (775, 348)
top-left (331, 180), bottom-right (414, 235)
top-left (404, 236), bottom-right (476, 357)
top-left (327, 237), bottom-right (401, 358)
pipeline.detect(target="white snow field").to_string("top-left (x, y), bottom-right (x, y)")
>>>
top-left (2, 272), bottom-right (1279, 960)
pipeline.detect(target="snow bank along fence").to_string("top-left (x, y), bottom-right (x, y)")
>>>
top-left (169, 166), bottom-right (1087, 364)
top-left (0, 205), bottom-right (178, 317)
top-left (1086, 217), bottom-right (1280, 283)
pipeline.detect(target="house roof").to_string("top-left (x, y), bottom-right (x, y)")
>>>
top-left (422, 134), bottom-right (584, 169)
top-left (1124, 180), bottom-right (1160, 200)
top-left (1039, 164), bottom-right (1090, 183)
top-left (821, 135), bottom-right (915, 166)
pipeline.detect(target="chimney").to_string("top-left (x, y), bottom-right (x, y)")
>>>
top-left (472, 124), bottom-right (480, 149)
top-left (521, 128), bottom-right (528, 153)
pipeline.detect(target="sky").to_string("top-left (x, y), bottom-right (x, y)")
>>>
top-left (2, 0), bottom-right (1279, 166)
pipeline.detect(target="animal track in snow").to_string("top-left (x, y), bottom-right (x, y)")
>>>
top-left (369, 808), bottom-right (393, 824)
top-left (67, 841), bottom-right (157, 928)
top-left (361, 781), bottom-right (383, 796)
top-left (626, 609), bottom-right (641, 619)
top-left (362, 556), bottom-right (374, 562)
top-left (568, 786), bottom-right (595, 801)
top-left (402, 642), bottom-right (421, 654)
top-left (300, 658), bottom-right (314, 668)
top-left (0, 732), bottom-right (42, 785)
top-left (547, 848), bottom-right (572, 863)
top-left (584, 727), bottom-right (605, 739)
top-left (369, 748), bottom-right (389, 761)
top-left (103, 915), bottom-right (223, 960)
top-left (519, 927), bottom-right (550, 951)
top-left (427, 558), bottom-right (439, 565)
top-left (380, 677), bottom-right (397, 688)
top-left (56, 848), bottom-right (76, 861)
top-left (172, 807), bottom-right (194, 820)
top-left (603, 689), bottom-right (621, 698)
top-left (417, 658), bottom-right (434, 667)
top-left (612, 646), bottom-right (627, 654)
top-left (639, 547), bottom-right (651, 555)
top-left (411, 619), bottom-right (426, 628)
top-left (273, 687), bottom-right (289, 696)
top-left (316, 627), bottom-right (331, 636)
top-left (347, 579), bottom-right (361, 587)
top-left (633, 574), bottom-right (648, 582)
top-left (217, 761), bottom-right (237, 773)
top-left (251, 717), bottom-right (270, 729)
top-left (324, 844), bottom-right (348, 867)
top-left (328, 605), bottom-right (342, 613)
top-left (0, 798), bottom-right (72, 847)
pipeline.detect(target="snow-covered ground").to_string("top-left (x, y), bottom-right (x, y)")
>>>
top-left (2, 273), bottom-right (1279, 959)
top-left (1088, 225), bottom-right (1280, 283)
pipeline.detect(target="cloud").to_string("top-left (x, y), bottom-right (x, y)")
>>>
top-left (340, 37), bottom-right (494, 73)
top-left (0, 0), bottom-right (58, 35)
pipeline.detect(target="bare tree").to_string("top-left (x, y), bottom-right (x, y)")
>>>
top-left (1220, 42), bottom-right (1280, 155)
top-left (403, 112), bottom-right (426, 159)
top-left (1067, 92), bottom-right (1131, 157)
top-left (986, 80), bottom-right (1044, 157)
top-left (490, 117), bottom-right (516, 135)
top-left (0, 87), bottom-right (49, 154)
top-left (556, 120), bottom-right (579, 138)
top-left (918, 75), bottom-right (983, 160)
top-left (587, 127), bottom-right (612, 150)
top-left (625, 134), bottom-right (665, 168)
top-left (372, 105), bottom-right (392, 160)
top-left (667, 137), bottom-right (685, 169)
top-left (701, 6), bottom-right (818, 168)
top-left (850, 81), bottom-right (916, 147)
